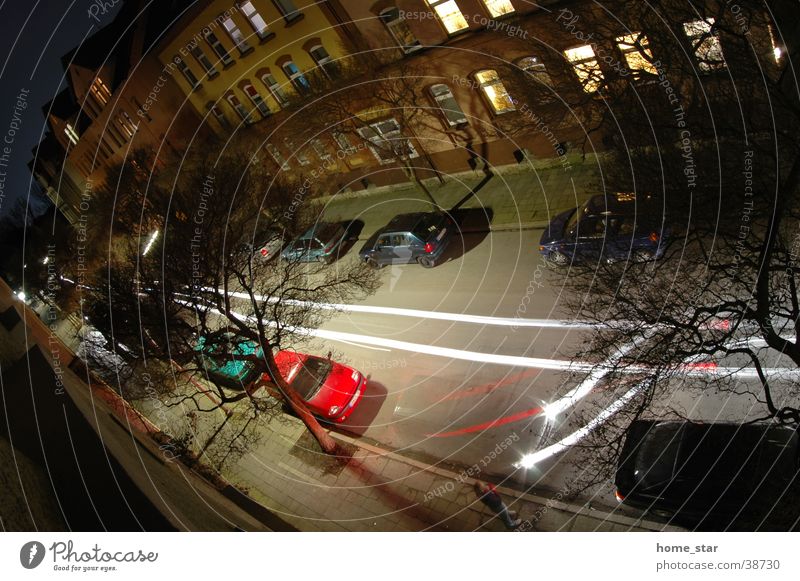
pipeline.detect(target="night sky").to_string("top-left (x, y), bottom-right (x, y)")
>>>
top-left (0, 0), bottom-right (123, 222)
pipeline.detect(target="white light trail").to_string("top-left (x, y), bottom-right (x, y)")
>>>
top-left (214, 288), bottom-right (591, 329)
top-left (515, 381), bottom-right (647, 469)
top-left (142, 230), bottom-right (160, 256)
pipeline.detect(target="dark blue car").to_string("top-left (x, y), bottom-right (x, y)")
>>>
top-left (539, 193), bottom-right (668, 266)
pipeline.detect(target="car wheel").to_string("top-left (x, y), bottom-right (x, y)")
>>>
top-left (546, 251), bottom-right (569, 267)
top-left (318, 254), bottom-right (333, 265)
top-left (417, 256), bottom-right (435, 268)
top-left (365, 257), bottom-right (381, 269)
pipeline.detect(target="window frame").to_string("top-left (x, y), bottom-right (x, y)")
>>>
top-left (429, 83), bottom-right (468, 127)
top-left (481, 0), bottom-right (515, 18)
top-left (357, 118), bottom-right (418, 165)
top-left (205, 31), bottom-right (234, 66)
top-left (190, 44), bottom-right (219, 77)
top-left (308, 44), bottom-right (337, 79)
top-left (379, 8), bottom-right (422, 54)
top-left (424, 0), bottom-right (469, 35)
top-left (222, 16), bottom-right (252, 56)
top-left (239, 1), bottom-right (271, 40)
top-left (243, 83), bottom-right (271, 118)
top-left (474, 69), bottom-right (516, 115)
top-left (564, 44), bottom-right (604, 93)
top-left (682, 18), bottom-right (726, 72)
top-left (266, 142), bottom-right (290, 170)
top-left (616, 33), bottom-right (657, 77)
top-left (226, 93), bottom-right (252, 124)
top-left (260, 72), bottom-right (290, 107)
top-left (175, 56), bottom-right (201, 90)
top-left (273, 0), bottom-right (302, 23)
top-left (282, 61), bottom-right (311, 95)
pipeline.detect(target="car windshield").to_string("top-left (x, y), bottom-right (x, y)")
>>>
top-left (636, 424), bottom-right (683, 490)
top-left (305, 223), bottom-right (341, 243)
top-left (564, 204), bottom-right (586, 234)
top-left (291, 357), bottom-right (333, 400)
top-left (412, 214), bottom-right (445, 240)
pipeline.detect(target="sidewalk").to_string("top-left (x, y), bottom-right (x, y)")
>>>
top-left (218, 410), bottom-right (679, 532)
top-left (316, 153), bottom-right (604, 236)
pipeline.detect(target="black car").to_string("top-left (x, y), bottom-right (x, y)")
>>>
top-left (615, 420), bottom-right (800, 527)
top-left (539, 192), bottom-right (669, 266)
top-left (359, 212), bottom-right (454, 268)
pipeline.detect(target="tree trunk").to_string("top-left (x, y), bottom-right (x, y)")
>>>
top-left (261, 350), bottom-right (337, 454)
top-left (401, 161), bottom-right (438, 209)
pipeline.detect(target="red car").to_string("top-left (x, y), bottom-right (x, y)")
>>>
top-left (261, 351), bottom-right (366, 423)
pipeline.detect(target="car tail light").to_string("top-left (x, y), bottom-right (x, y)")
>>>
top-left (424, 242), bottom-right (434, 254)
top-left (649, 231), bottom-right (659, 243)
top-left (260, 248), bottom-right (268, 257)
top-left (615, 490), bottom-right (625, 502)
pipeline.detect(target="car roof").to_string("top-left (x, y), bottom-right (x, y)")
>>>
top-left (585, 193), bottom-right (654, 216)
top-left (301, 222), bottom-right (342, 240)
top-left (383, 212), bottom-right (428, 233)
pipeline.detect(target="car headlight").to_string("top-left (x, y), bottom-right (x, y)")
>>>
top-left (328, 405), bottom-right (341, 416)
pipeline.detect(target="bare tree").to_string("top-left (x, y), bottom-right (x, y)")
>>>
top-left (80, 136), bottom-right (379, 457)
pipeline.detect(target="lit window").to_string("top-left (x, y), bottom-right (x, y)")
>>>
top-left (190, 45), bottom-right (218, 77)
top-left (243, 84), bottom-right (271, 118)
top-left (205, 31), bottom-right (234, 66)
top-left (64, 123), bottom-right (80, 145)
top-left (226, 93), bottom-right (252, 123)
top-left (564, 45), bottom-right (604, 92)
top-left (284, 138), bottom-right (310, 165)
top-left (430, 84), bottom-right (467, 126)
top-left (517, 56), bottom-right (552, 87)
top-left (379, 8), bottom-right (421, 53)
top-left (260, 72), bottom-right (289, 107)
top-left (474, 69), bottom-right (515, 114)
top-left (239, 1), bottom-right (270, 40)
top-left (311, 138), bottom-right (332, 162)
top-left (617, 33), bottom-right (657, 76)
top-left (357, 118), bottom-right (418, 164)
top-left (222, 16), bottom-right (252, 55)
top-left (683, 19), bottom-right (725, 71)
top-left (273, 0), bottom-right (301, 22)
top-left (175, 56), bottom-right (200, 89)
top-left (282, 61), bottom-right (311, 94)
top-left (425, 1), bottom-right (469, 35)
top-left (267, 143), bottom-right (289, 170)
top-left (482, 0), bottom-right (515, 17)
top-left (91, 78), bottom-right (112, 105)
top-left (116, 111), bottom-right (138, 138)
top-left (309, 45), bottom-right (338, 79)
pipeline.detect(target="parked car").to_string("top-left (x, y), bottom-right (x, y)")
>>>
top-left (195, 334), bottom-right (366, 423)
top-left (539, 193), bottom-right (669, 266)
top-left (194, 333), bottom-right (263, 391)
top-left (262, 351), bottom-right (366, 423)
top-left (247, 229), bottom-right (286, 263)
top-left (358, 211), bottom-right (455, 268)
top-left (615, 420), bottom-right (800, 526)
top-left (281, 222), bottom-right (347, 264)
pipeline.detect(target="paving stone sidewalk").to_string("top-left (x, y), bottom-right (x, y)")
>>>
top-left (222, 411), bottom-right (678, 532)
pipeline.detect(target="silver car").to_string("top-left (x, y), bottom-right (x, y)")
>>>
top-left (281, 222), bottom-right (347, 264)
